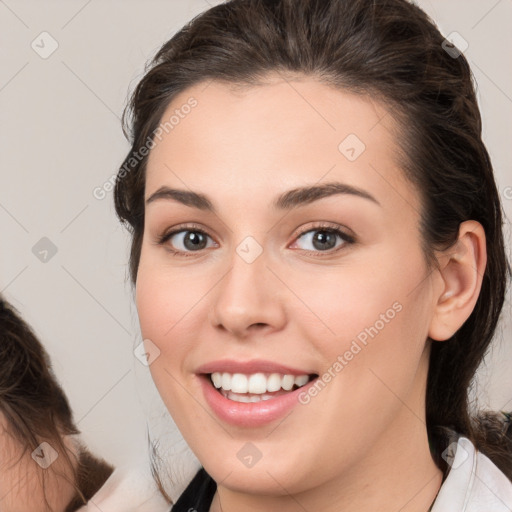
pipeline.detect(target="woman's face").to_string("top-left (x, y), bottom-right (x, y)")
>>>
top-left (136, 75), bottom-right (443, 495)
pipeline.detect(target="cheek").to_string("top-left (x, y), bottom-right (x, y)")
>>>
top-left (289, 246), bottom-right (432, 411)
top-left (290, 250), bottom-right (424, 350)
top-left (135, 249), bottom-right (205, 353)
top-left (135, 252), bottom-right (214, 417)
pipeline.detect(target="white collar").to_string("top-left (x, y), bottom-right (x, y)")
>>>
top-left (76, 456), bottom-right (171, 512)
top-left (431, 435), bottom-right (512, 511)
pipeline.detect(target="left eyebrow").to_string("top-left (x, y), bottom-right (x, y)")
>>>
top-left (272, 181), bottom-right (381, 209)
top-left (145, 181), bottom-right (380, 213)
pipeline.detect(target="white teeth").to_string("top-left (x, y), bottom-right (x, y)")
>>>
top-left (282, 374), bottom-right (295, 391)
top-left (233, 393), bottom-right (250, 403)
top-left (267, 373), bottom-right (282, 392)
top-left (248, 373), bottom-right (267, 394)
top-left (230, 373), bottom-right (248, 393)
top-left (210, 371), bottom-right (311, 395)
top-left (294, 375), bottom-right (309, 387)
top-left (221, 372), bottom-right (231, 391)
top-left (211, 372), bottom-right (222, 388)
top-left (226, 391), bottom-right (282, 403)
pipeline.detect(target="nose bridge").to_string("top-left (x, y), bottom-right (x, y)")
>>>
top-left (210, 235), bottom-right (285, 336)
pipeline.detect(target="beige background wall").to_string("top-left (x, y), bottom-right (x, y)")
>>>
top-left (1, 0), bottom-right (511, 467)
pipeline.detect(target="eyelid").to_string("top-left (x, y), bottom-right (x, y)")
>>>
top-left (288, 221), bottom-right (355, 256)
top-left (158, 222), bottom-right (213, 241)
top-left (157, 221), bottom-right (355, 257)
top-left (290, 221), bottom-right (355, 243)
top-left (156, 222), bottom-right (218, 256)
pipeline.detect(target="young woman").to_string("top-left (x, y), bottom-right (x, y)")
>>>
top-left (112, 0), bottom-right (512, 510)
top-left (0, 296), bottom-right (114, 511)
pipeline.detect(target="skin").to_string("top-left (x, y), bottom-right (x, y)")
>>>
top-left (0, 412), bottom-right (79, 512)
top-left (136, 74), bottom-right (486, 512)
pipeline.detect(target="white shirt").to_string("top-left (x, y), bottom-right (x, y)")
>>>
top-left (75, 455), bottom-right (171, 512)
top-left (432, 436), bottom-right (512, 511)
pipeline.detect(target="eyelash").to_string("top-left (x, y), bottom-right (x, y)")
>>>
top-left (156, 222), bottom-right (355, 258)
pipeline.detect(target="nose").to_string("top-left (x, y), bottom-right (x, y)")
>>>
top-left (209, 242), bottom-right (287, 339)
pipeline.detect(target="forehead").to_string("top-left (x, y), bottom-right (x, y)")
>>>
top-left (145, 75), bottom-right (419, 214)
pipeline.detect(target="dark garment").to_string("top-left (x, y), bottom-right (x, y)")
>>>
top-left (171, 468), bottom-right (216, 512)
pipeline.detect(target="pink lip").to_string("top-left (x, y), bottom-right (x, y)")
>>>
top-left (197, 373), bottom-right (318, 428)
top-left (196, 359), bottom-right (313, 376)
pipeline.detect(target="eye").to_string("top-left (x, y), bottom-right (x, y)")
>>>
top-left (289, 224), bottom-right (354, 255)
top-left (157, 225), bottom-right (217, 256)
top-left (156, 222), bottom-right (354, 257)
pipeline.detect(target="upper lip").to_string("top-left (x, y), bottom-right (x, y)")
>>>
top-left (196, 359), bottom-right (316, 376)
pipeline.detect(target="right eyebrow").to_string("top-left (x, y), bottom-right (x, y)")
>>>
top-left (146, 187), bottom-right (216, 212)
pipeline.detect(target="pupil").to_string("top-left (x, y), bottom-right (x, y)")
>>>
top-left (184, 231), bottom-right (206, 250)
top-left (313, 231), bottom-right (335, 250)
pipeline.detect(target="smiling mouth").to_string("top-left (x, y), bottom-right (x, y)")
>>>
top-left (208, 371), bottom-right (318, 403)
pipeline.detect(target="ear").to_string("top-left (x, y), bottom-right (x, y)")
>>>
top-left (428, 220), bottom-right (487, 341)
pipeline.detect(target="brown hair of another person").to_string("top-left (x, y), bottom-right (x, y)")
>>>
top-left (0, 296), bottom-right (114, 511)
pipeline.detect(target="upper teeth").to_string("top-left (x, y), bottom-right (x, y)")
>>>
top-left (210, 372), bottom-right (309, 394)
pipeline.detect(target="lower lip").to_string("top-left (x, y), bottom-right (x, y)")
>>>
top-left (199, 375), bottom-right (316, 427)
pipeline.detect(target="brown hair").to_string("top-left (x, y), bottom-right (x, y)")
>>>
top-left (0, 296), bottom-right (114, 511)
top-left (113, 0), bottom-right (511, 492)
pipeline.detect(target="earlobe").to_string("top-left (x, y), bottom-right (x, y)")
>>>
top-left (428, 220), bottom-right (487, 342)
